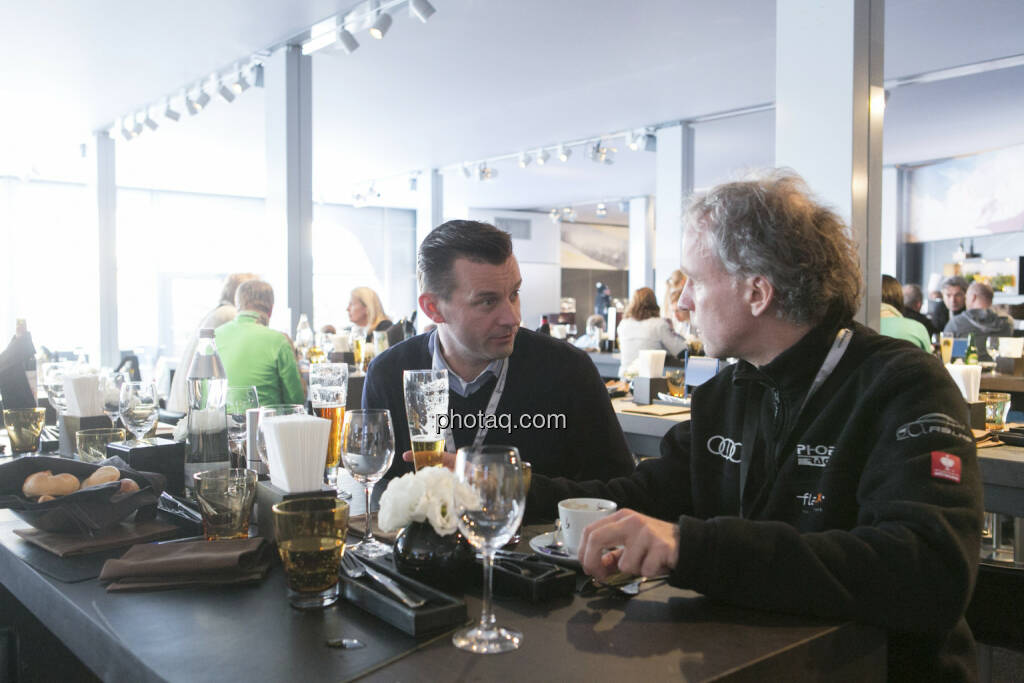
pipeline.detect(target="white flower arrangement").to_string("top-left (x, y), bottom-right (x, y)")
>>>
top-left (378, 466), bottom-right (479, 537)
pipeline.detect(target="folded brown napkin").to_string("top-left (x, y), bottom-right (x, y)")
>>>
top-left (14, 520), bottom-right (179, 557)
top-left (99, 537), bottom-right (272, 592)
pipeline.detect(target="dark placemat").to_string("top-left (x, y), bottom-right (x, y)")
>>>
top-left (14, 520), bottom-right (179, 557)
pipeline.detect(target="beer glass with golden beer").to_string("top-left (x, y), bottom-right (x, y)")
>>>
top-left (402, 369), bottom-right (448, 470)
top-left (309, 363), bottom-right (349, 499)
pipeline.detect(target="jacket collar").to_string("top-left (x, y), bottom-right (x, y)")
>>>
top-left (732, 321), bottom-right (845, 405)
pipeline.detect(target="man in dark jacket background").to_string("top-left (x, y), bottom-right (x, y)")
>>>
top-left (943, 281), bottom-right (1014, 361)
top-left (529, 170), bottom-right (983, 681)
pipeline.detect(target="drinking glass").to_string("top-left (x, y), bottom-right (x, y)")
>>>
top-left (452, 445), bottom-right (527, 654)
top-left (273, 497), bottom-right (350, 609)
top-left (194, 468), bottom-right (258, 540)
top-left (340, 409), bottom-right (394, 558)
top-left (3, 408), bottom-right (46, 454)
top-left (41, 361), bottom-right (72, 415)
top-left (987, 336), bottom-right (1002, 365)
top-left (309, 363), bottom-right (350, 499)
top-left (256, 404), bottom-right (307, 467)
top-left (225, 386), bottom-right (259, 468)
top-left (119, 381), bottom-right (158, 445)
top-left (76, 427), bottom-right (126, 463)
top-left (373, 329), bottom-right (389, 356)
top-left (403, 369), bottom-right (448, 471)
top-left (99, 371), bottom-right (130, 426)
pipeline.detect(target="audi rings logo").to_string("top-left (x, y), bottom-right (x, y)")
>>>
top-left (707, 435), bottom-right (742, 463)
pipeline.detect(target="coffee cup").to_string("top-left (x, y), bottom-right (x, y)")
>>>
top-left (557, 498), bottom-right (617, 553)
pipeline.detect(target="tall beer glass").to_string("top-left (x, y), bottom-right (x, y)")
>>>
top-left (309, 363), bottom-right (350, 500)
top-left (403, 369), bottom-right (449, 470)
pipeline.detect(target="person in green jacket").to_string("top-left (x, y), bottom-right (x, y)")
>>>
top-left (214, 279), bottom-right (304, 406)
top-left (879, 275), bottom-right (932, 351)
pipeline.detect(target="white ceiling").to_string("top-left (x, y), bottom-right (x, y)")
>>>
top-left (2, 0), bottom-right (1023, 217)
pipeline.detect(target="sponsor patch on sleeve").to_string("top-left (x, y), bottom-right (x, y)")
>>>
top-left (931, 451), bottom-right (962, 483)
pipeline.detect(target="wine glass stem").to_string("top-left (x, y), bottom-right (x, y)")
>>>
top-left (363, 484), bottom-right (374, 544)
top-left (479, 550), bottom-right (496, 631)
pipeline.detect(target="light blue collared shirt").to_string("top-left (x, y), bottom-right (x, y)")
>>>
top-left (428, 329), bottom-right (502, 398)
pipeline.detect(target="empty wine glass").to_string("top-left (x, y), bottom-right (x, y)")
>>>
top-left (119, 381), bottom-right (159, 445)
top-left (100, 371), bottom-right (130, 426)
top-left (41, 361), bottom-right (72, 415)
top-left (340, 409), bottom-right (394, 558)
top-left (225, 386), bottom-right (259, 468)
top-left (452, 445), bottom-right (527, 654)
top-left (987, 336), bottom-right (1002, 365)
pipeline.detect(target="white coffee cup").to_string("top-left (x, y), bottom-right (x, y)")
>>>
top-left (557, 498), bottom-right (617, 553)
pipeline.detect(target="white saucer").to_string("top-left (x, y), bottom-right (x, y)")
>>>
top-left (528, 531), bottom-right (580, 567)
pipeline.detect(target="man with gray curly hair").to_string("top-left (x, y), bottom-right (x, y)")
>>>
top-left (530, 170), bottom-right (982, 680)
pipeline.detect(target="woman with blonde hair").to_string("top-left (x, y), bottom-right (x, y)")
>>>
top-left (348, 286), bottom-right (393, 341)
top-left (663, 269), bottom-right (685, 319)
top-left (616, 287), bottom-right (687, 377)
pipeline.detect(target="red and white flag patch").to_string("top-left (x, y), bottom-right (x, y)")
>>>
top-left (931, 451), bottom-right (962, 483)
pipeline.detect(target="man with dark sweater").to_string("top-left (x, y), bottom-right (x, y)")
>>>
top-left (529, 172), bottom-right (982, 681)
top-left (362, 220), bottom-right (634, 483)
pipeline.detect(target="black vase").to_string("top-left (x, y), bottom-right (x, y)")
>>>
top-left (393, 521), bottom-right (474, 588)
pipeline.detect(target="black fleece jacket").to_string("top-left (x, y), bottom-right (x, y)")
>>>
top-left (529, 322), bottom-right (983, 682)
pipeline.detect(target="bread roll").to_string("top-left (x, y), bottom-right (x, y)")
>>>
top-left (118, 478), bottom-right (140, 494)
top-left (81, 465), bottom-right (120, 489)
top-left (50, 473), bottom-right (81, 496)
top-left (23, 470), bottom-right (54, 497)
top-left (37, 494), bottom-right (56, 503)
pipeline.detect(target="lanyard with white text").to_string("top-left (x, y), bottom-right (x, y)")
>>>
top-left (739, 327), bottom-right (852, 516)
top-left (442, 357), bottom-right (509, 453)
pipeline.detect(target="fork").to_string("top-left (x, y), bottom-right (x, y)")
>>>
top-left (340, 552), bottom-right (426, 608)
top-left (340, 551), bottom-right (365, 579)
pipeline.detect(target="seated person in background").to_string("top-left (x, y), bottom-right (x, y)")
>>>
top-left (167, 273), bottom-right (258, 412)
top-left (902, 283), bottom-right (938, 338)
top-left (215, 280), bottom-right (304, 406)
top-left (932, 275), bottom-right (968, 334)
top-left (943, 281), bottom-right (1014, 361)
top-left (528, 171), bottom-right (982, 681)
top-left (665, 274), bottom-right (694, 338)
top-left (348, 287), bottom-right (393, 342)
top-left (572, 314), bottom-right (606, 351)
top-left (879, 275), bottom-right (931, 351)
top-left (616, 287), bottom-right (687, 376)
top-left (363, 219), bottom-right (634, 483)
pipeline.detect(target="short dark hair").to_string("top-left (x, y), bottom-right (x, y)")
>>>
top-left (417, 220), bottom-right (514, 300)
top-left (881, 275), bottom-right (904, 310)
top-left (903, 283), bottom-right (923, 309)
top-left (941, 275), bottom-right (968, 293)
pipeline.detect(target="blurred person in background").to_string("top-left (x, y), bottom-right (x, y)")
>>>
top-left (167, 273), bottom-right (257, 412)
top-left (930, 275), bottom-right (968, 333)
top-left (943, 281), bottom-right (1014, 361)
top-left (347, 287), bottom-right (393, 342)
top-left (572, 314), bottom-right (606, 351)
top-left (901, 283), bottom-right (938, 338)
top-left (879, 275), bottom-right (931, 351)
top-left (616, 287), bottom-right (687, 377)
top-left (215, 279), bottom-right (303, 406)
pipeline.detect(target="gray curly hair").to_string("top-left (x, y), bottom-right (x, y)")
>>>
top-left (684, 169), bottom-right (862, 325)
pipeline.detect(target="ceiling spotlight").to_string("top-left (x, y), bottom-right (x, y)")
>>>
top-left (185, 94), bottom-right (199, 116)
top-left (120, 121), bottom-right (133, 141)
top-left (549, 209), bottom-right (561, 224)
top-left (477, 163), bottom-right (497, 181)
top-left (218, 82), bottom-right (235, 103)
top-left (461, 163), bottom-right (472, 179)
top-left (588, 141), bottom-right (614, 164)
top-left (233, 69), bottom-right (250, 94)
top-left (517, 151), bottom-right (531, 168)
top-left (639, 130), bottom-right (656, 152)
top-left (409, 0), bottom-right (436, 23)
top-left (164, 98), bottom-right (180, 121)
top-left (535, 149), bottom-right (550, 165)
top-left (336, 27), bottom-right (359, 54)
top-left (596, 203), bottom-right (607, 217)
top-left (195, 89), bottom-right (211, 109)
top-left (143, 111), bottom-right (158, 130)
top-left (561, 207), bottom-right (577, 222)
top-left (253, 64), bottom-right (264, 88)
top-left (557, 145), bottom-right (571, 162)
top-left (409, 175), bottom-right (418, 192)
top-left (131, 115), bottom-right (143, 136)
top-left (369, 12), bottom-right (392, 39)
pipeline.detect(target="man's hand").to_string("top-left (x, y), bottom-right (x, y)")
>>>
top-left (578, 509), bottom-right (679, 581)
top-left (401, 450), bottom-right (457, 470)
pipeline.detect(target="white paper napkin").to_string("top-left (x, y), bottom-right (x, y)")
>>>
top-left (945, 364), bottom-right (981, 403)
top-left (637, 349), bottom-right (667, 378)
top-left (65, 373), bottom-right (103, 417)
top-left (262, 414), bottom-right (331, 493)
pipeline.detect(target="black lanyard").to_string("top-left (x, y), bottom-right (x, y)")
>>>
top-left (738, 328), bottom-right (852, 517)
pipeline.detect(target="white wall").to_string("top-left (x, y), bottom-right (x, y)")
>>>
top-left (466, 209), bottom-right (560, 328)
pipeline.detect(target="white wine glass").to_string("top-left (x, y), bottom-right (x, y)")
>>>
top-left (987, 336), bottom-right (1002, 365)
top-left (452, 445), bottom-right (526, 654)
top-left (225, 386), bottom-right (259, 468)
top-left (41, 361), bottom-right (72, 415)
top-left (340, 409), bottom-right (394, 558)
top-left (119, 381), bottom-right (159, 445)
top-left (100, 370), bottom-right (130, 426)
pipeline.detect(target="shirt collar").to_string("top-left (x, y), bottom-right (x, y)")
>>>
top-left (732, 322), bottom-right (842, 404)
top-left (428, 329), bottom-right (502, 398)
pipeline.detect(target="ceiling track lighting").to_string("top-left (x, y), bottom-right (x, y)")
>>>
top-left (164, 98), bottom-right (180, 121)
top-left (195, 89), bottom-right (211, 109)
top-left (517, 151), bottom-right (531, 168)
top-left (120, 122), bottom-right (133, 141)
top-left (253, 64), bottom-right (264, 88)
top-left (596, 203), bottom-right (607, 217)
top-left (369, 12), bottom-right (392, 39)
top-left (477, 163), bottom-right (497, 181)
top-left (461, 163), bottom-right (472, 179)
top-left (185, 94), bottom-right (199, 116)
top-left (409, 0), bottom-right (436, 23)
top-left (557, 145), bottom-right (571, 162)
top-left (218, 81), bottom-right (235, 103)
top-left (336, 27), bottom-right (359, 54)
top-left (233, 69), bottom-right (250, 94)
top-left (549, 209), bottom-right (561, 224)
top-left (535, 149), bottom-right (550, 165)
top-left (143, 112), bottom-right (158, 131)
top-left (132, 117), bottom-right (143, 136)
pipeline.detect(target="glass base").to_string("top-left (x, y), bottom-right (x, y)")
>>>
top-left (287, 581), bottom-right (339, 609)
top-left (351, 538), bottom-right (392, 559)
top-left (452, 625), bottom-right (522, 654)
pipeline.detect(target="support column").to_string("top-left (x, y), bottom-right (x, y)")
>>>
top-left (416, 169), bottom-right (442, 252)
top-left (775, 0), bottom-right (884, 329)
top-left (265, 45), bottom-right (313, 333)
top-left (91, 131), bottom-right (118, 368)
top-left (655, 123), bottom-right (694, 287)
top-left (628, 196), bottom-right (655, 296)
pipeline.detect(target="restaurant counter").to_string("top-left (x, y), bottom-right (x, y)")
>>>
top-left (0, 506), bottom-right (885, 682)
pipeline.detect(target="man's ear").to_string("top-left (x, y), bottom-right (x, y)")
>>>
top-left (419, 293), bottom-right (445, 324)
top-left (747, 275), bottom-right (775, 317)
